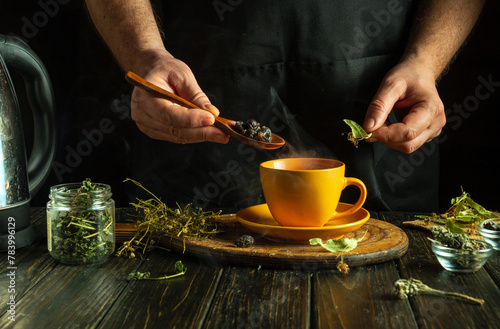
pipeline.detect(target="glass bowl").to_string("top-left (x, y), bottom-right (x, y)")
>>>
top-left (431, 239), bottom-right (493, 273)
top-left (477, 218), bottom-right (500, 251)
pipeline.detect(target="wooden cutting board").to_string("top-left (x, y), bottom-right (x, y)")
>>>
top-left (115, 215), bottom-right (408, 270)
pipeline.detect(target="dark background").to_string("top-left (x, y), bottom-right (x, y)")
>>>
top-left (1, 1), bottom-right (499, 212)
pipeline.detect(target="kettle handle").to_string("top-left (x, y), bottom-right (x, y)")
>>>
top-left (0, 35), bottom-right (56, 197)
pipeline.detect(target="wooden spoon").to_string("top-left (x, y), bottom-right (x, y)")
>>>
top-left (125, 71), bottom-right (285, 150)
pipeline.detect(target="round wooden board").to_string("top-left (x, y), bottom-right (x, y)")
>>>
top-left (116, 215), bottom-right (408, 270)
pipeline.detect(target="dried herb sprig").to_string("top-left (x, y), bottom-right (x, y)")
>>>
top-left (129, 260), bottom-right (187, 280)
top-left (415, 189), bottom-right (496, 235)
top-left (342, 119), bottom-right (372, 148)
top-left (116, 179), bottom-right (221, 258)
top-left (394, 278), bottom-right (484, 306)
top-left (310, 231), bottom-right (367, 274)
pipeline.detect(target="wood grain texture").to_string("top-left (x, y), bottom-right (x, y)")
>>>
top-left (116, 215), bottom-right (408, 270)
top-left (381, 212), bottom-right (500, 329)
top-left (0, 208), bottom-right (58, 317)
top-left (313, 262), bottom-right (418, 329)
top-left (203, 265), bottom-right (310, 329)
top-left (0, 255), bottom-right (143, 329)
top-left (97, 252), bottom-right (223, 329)
top-left (484, 252), bottom-right (500, 287)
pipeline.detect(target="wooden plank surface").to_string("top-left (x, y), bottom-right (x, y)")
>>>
top-left (203, 265), bottom-right (310, 329)
top-left (0, 208), bottom-right (58, 318)
top-left (0, 253), bottom-right (143, 329)
top-left (313, 262), bottom-right (418, 329)
top-left (312, 212), bottom-right (417, 329)
top-left (96, 252), bottom-right (223, 329)
top-left (381, 212), bottom-right (500, 329)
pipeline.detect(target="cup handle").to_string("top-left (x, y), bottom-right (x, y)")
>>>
top-left (333, 177), bottom-right (367, 219)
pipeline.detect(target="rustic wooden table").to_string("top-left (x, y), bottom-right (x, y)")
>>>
top-left (1, 208), bottom-right (499, 329)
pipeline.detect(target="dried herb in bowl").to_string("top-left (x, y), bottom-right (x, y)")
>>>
top-left (429, 225), bottom-right (493, 272)
top-left (429, 226), bottom-right (486, 251)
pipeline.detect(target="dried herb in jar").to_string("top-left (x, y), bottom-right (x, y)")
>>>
top-left (47, 179), bottom-right (115, 264)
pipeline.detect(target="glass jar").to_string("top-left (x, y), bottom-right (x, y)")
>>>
top-left (46, 180), bottom-right (115, 264)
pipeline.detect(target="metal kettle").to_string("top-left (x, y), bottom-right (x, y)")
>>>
top-left (0, 35), bottom-right (56, 251)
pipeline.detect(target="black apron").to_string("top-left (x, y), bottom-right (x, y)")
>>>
top-left (127, 0), bottom-right (439, 212)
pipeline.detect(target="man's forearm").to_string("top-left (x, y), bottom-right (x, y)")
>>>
top-left (85, 0), bottom-right (167, 74)
top-left (402, 0), bottom-right (486, 80)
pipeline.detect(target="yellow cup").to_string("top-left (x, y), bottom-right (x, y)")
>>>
top-left (260, 158), bottom-right (367, 227)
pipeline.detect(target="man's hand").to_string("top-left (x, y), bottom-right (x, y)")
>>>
top-left (130, 51), bottom-right (229, 144)
top-left (363, 61), bottom-right (445, 153)
top-left (362, 0), bottom-right (485, 153)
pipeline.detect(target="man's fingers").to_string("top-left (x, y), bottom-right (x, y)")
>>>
top-left (137, 123), bottom-right (229, 144)
top-left (133, 88), bottom-right (217, 127)
top-left (363, 79), bottom-right (406, 132)
top-left (131, 88), bottom-right (229, 143)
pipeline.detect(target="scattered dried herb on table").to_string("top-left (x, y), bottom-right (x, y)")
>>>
top-left (129, 260), bottom-right (187, 281)
top-left (116, 179), bottom-right (221, 258)
top-left (394, 278), bottom-right (484, 305)
top-left (48, 179), bottom-right (114, 264)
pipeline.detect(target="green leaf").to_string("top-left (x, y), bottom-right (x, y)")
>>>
top-left (343, 119), bottom-right (372, 139)
top-left (174, 260), bottom-right (187, 274)
top-left (309, 238), bottom-right (323, 245)
top-left (453, 215), bottom-right (477, 223)
top-left (309, 237), bottom-right (359, 253)
top-left (446, 218), bottom-right (464, 234)
top-left (465, 196), bottom-right (495, 218)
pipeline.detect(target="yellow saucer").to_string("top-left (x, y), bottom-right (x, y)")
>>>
top-left (235, 203), bottom-right (370, 243)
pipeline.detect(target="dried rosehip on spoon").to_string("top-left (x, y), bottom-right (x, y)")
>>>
top-left (232, 119), bottom-right (273, 143)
